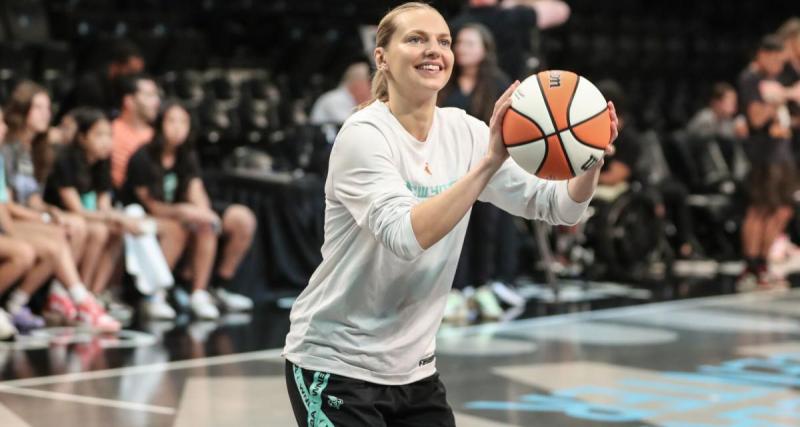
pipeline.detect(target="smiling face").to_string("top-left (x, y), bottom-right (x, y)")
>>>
top-left (376, 8), bottom-right (453, 102)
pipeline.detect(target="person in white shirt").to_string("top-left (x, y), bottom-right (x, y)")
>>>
top-left (283, 2), bottom-right (618, 425)
top-left (309, 61), bottom-right (372, 125)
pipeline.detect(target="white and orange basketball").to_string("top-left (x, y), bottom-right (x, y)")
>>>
top-left (502, 70), bottom-right (611, 180)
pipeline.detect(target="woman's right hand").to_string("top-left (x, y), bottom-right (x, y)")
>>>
top-left (486, 80), bottom-right (521, 167)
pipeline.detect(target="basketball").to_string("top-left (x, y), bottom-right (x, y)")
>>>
top-left (502, 70), bottom-right (611, 180)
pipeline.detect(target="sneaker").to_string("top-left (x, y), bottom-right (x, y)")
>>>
top-left (142, 292), bottom-right (177, 320)
top-left (443, 290), bottom-right (469, 323)
top-left (77, 296), bottom-right (122, 333)
top-left (0, 309), bottom-right (17, 341)
top-left (490, 281), bottom-right (526, 307)
top-left (736, 272), bottom-right (758, 293)
top-left (10, 307), bottom-right (45, 334)
top-left (474, 285), bottom-right (503, 320)
top-left (97, 290), bottom-right (134, 324)
top-left (212, 288), bottom-right (253, 312)
top-left (45, 289), bottom-right (79, 326)
top-left (191, 290), bottom-right (220, 320)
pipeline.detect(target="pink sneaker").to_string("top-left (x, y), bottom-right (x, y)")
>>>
top-left (77, 297), bottom-right (121, 333)
top-left (45, 291), bottom-right (79, 326)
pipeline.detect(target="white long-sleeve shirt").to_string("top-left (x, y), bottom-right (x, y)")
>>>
top-left (283, 101), bottom-right (590, 385)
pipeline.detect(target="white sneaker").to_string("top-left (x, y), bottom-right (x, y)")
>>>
top-left (474, 285), bottom-right (503, 320)
top-left (191, 290), bottom-right (220, 320)
top-left (142, 292), bottom-right (177, 320)
top-left (212, 288), bottom-right (254, 312)
top-left (491, 281), bottom-right (526, 307)
top-left (0, 309), bottom-right (18, 341)
top-left (443, 290), bottom-right (469, 323)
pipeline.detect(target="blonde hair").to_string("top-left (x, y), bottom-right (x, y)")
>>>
top-left (359, 2), bottom-right (439, 109)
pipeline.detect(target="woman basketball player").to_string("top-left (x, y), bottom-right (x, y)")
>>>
top-left (283, 3), bottom-right (618, 425)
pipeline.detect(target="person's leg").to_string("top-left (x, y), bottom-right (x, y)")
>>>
top-left (90, 231), bottom-right (123, 294)
top-left (215, 204), bottom-right (256, 280)
top-left (81, 221), bottom-right (110, 287)
top-left (761, 206), bottom-right (794, 257)
top-left (741, 207), bottom-right (764, 265)
top-left (13, 222), bottom-right (83, 288)
top-left (660, 180), bottom-right (698, 257)
top-left (385, 373), bottom-right (456, 427)
top-left (189, 227), bottom-right (220, 319)
top-left (470, 202), bottom-right (497, 285)
top-left (61, 213), bottom-right (88, 264)
top-left (0, 236), bottom-right (35, 292)
top-left (6, 233), bottom-right (62, 331)
top-left (210, 205), bottom-right (257, 311)
top-left (493, 208), bottom-right (520, 284)
top-left (191, 227), bottom-right (217, 292)
top-left (284, 360), bottom-right (387, 427)
top-left (155, 217), bottom-right (189, 269)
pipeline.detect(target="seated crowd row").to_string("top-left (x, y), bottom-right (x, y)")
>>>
top-left (0, 74), bottom-right (258, 340)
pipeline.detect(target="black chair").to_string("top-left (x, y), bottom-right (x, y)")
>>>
top-left (2, 0), bottom-right (49, 43)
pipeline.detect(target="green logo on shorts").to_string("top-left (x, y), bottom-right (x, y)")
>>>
top-left (327, 395), bottom-right (343, 410)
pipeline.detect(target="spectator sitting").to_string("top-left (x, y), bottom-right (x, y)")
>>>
top-left (687, 82), bottom-right (749, 181)
top-left (309, 61), bottom-right (371, 125)
top-left (0, 104), bottom-right (119, 333)
top-left (123, 101), bottom-right (257, 319)
top-left (44, 108), bottom-right (179, 319)
top-left (687, 82), bottom-right (748, 142)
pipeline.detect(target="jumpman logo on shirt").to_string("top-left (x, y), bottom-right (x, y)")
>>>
top-left (424, 162), bottom-right (432, 176)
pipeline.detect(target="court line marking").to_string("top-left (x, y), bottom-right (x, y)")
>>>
top-left (0, 386), bottom-right (176, 415)
top-left (0, 290), bottom-right (796, 391)
top-left (0, 348), bottom-right (284, 388)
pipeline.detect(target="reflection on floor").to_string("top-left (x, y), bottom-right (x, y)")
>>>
top-left (1, 288), bottom-right (799, 426)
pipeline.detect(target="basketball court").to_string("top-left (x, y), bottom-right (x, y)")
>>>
top-left (0, 288), bottom-right (798, 426)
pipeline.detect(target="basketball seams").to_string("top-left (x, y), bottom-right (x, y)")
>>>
top-left (569, 107), bottom-right (610, 150)
top-left (506, 138), bottom-right (545, 148)
top-left (565, 128), bottom-right (607, 150)
top-left (535, 72), bottom-right (563, 140)
top-left (565, 76), bottom-right (582, 128)
top-left (555, 134), bottom-right (576, 178)
top-left (506, 106), bottom-right (546, 146)
top-left (571, 106), bottom-right (609, 130)
top-left (534, 137), bottom-right (550, 175)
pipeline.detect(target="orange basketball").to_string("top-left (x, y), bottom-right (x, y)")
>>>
top-left (502, 70), bottom-right (611, 180)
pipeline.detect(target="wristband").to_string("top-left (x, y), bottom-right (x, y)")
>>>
top-left (41, 212), bottom-right (52, 224)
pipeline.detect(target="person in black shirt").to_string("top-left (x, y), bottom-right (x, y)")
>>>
top-left (438, 23), bottom-right (520, 320)
top-left (449, 0), bottom-right (570, 80)
top-left (123, 101), bottom-right (257, 319)
top-left (44, 108), bottom-right (148, 297)
top-left (737, 35), bottom-right (796, 288)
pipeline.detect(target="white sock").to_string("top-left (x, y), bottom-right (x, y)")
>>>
top-left (50, 280), bottom-right (69, 297)
top-left (68, 283), bottom-right (90, 304)
top-left (6, 290), bottom-right (30, 315)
